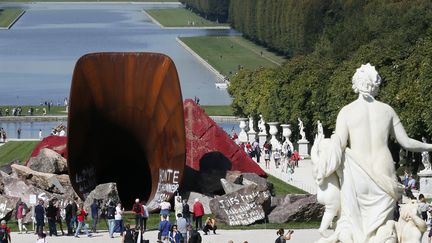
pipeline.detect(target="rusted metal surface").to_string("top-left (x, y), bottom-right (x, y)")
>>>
top-left (67, 52), bottom-right (185, 210)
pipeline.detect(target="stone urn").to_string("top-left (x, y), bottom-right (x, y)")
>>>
top-left (268, 122), bottom-right (280, 150)
top-left (238, 118), bottom-right (249, 143)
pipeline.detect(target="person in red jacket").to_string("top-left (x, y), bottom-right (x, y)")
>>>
top-left (192, 198), bottom-right (204, 230)
top-left (74, 203), bottom-right (92, 238)
top-left (132, 198), bottom-right (143, 231)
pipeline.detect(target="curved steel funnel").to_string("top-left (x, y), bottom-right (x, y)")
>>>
top-left (67, 52), bottom-right (185, 210)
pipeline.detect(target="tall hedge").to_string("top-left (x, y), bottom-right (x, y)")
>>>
top-left (228, 0), bottom-right (432, 142)
top-left (229, 0), bottom-right (331, 57)
top-left (181, 0), bottom-right (230, 22)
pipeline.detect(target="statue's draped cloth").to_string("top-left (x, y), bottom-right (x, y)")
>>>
top-left (327, 135), bottom-right (398, 243)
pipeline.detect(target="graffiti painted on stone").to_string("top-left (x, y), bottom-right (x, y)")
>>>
top-left (75, 166), bottom-right (97, 198)
top-left (210, 187), bottom-right (270, 226)
top-left (146, 168), bottom-right (181, 211)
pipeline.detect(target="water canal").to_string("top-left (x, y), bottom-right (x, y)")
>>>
top-left (0, 3), bottom-right (238, 105)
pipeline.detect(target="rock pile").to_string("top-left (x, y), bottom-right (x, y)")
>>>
top-left (183, 170), bottom-right (324, 226)
top-left (0, 148), bottom-right (80, 221)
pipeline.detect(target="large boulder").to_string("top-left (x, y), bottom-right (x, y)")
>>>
top-left (3, 174), bottom-right (76, 207)
top-left (11, 164), bottom-right (65, 194)
top-left (268, 194), bottom-right (324, 223)
top-left (226, 171), bottom-right (243, 184)
top-left (83, 183), bottom-right (120, 217)
top-left (242, 173), bottom-right (275, 195)
top-left (0, 195), bottom-right (20, 221)
top-left (220, 178), bottom-right (245, 194)
top-left (0, 160), bottom-right (20, 175)
top-left (186, 192), bottom-right (213, 215)
top-left (27, 148), bottom-right (68, 174)
top-left (209, 184), bottom-right (271, 226)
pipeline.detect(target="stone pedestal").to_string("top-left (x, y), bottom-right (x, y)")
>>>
top-left (419, 171), bottom-right (432, 197)
top-left (248, 131), bottom-right (257, 143)
top-left (238, 118), bottom-right (248, 143)
top-left (258, 133), bottom-right (267, 148)
top-left (298, 140), bottom-right (310, 157)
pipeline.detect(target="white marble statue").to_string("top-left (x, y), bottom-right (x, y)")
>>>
top-left (420, 137), bottom-right (432, 173)
top-left (258, 114), bottom-right (266, 134)
top-left (317, 120), bottom-right (323, 136)
top-left (311, 63), bottom-right (432, 243)
top-left (298, 118), bottom-right (306, 141)
top-left (248, 116), bottom-right (256, 133)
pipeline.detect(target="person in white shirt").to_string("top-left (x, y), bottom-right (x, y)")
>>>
top-left (159, 200), bottom-right (171, 221)
top-left (38, 129), bottom-right (42, 140)
top-left (113, 203), bottom-right (124, 236)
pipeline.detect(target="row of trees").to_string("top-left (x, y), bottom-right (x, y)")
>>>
top-left (180, 0), bottom-right (229, 22)
top-left (227, 0), bottom-right (432, 142)
top-left (180, 0), bottom-right (432, 143)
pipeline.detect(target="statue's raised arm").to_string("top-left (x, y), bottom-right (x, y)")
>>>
top-left (391, 111), bottom-right (432, 152)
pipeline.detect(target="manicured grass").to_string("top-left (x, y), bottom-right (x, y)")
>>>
top-left (0, 105), bottom-right (67, 116)
top-left (0, 141), bottom-right (39, 165)
top-left (201, 105), bottom-right (233, 116)
top-left (267, 174), bottom-right (307, 195)
top-left (179, 36), bottom-right (286, 78)
top-left (0, 9), bottom-right (24, 28)
top-left (146, 8), bottom-right (228, 28)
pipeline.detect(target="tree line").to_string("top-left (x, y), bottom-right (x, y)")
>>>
top-left (181, 0), bottom-right (432, 152)
top-left (228, 0), bottom-right (432, 143)
top-left (180, 0), bottom-right (229, 22)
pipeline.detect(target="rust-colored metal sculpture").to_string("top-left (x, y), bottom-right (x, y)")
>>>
top-left (67, 53), bottom-right (185, 210)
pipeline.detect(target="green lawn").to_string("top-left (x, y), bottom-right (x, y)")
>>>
top-left (267, 174), bottom-right (307, 195)
top-left (146, 8), bottom-right (228, 28)
top-left (0, 9), bottom-right (24, 28)
top-left (201, 105), bottom-right (233, 116)
top-left (0, 141), bottom-right (39, 165)
top-left (0, 105), bottom-right (67, 116)
top-left (179, 36), bottom-right (286, 78)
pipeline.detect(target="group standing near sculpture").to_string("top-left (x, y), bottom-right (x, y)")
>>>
top-left (311, 63), bottom-right (432, 243)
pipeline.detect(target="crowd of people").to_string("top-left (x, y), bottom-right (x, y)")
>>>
top-left (230, 128), bottom-right (301, 183)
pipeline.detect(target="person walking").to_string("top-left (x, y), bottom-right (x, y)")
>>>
top-left (16, 202), bottom-right (28, 234)
top-left (142, 201), bottom-right (149, 232)
top-left (46, 201), bottom-right (57, 236)
top-left (0, 220), bottom-right (11, 243)
top-left (158, 215), bottom-right (171, 243)
top-left (176, 213), bottom-right (187, 240)
top-left (70, 201), bottom-right (78, 233)
top-left (132, 198), bottom-right (143, 230)
top-left (192, 198), bottom-right (204, 230)
top-left (105, 201), bottom-right (116, 238)
top-left (55, 201), bottom-right (65, 236)
top-left (65, 201), bottom-right (73, 236)
top-left (90, 199), bottom-right (99, 233)
top-left (113, 203), bottom-right (124, 236)
top-left (182, 200), bottom-right (191, 224)
top-left (74, 203), bottom-right (91, 238)
top-left (159, 199), bottom-right (171, 221)
top-left (35, 200), bottom-right (45, 235)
